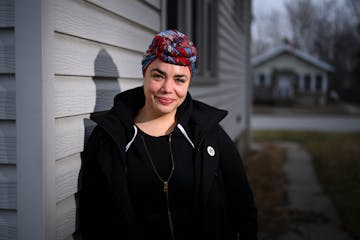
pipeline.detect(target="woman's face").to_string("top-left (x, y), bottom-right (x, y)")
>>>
top-left (143, 58), bottom-right (191, 118)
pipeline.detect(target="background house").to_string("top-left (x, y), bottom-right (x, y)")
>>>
top-left (0, 0), bottom-right (252, 239)
top-left (252, 45), bottom-right (335, 105)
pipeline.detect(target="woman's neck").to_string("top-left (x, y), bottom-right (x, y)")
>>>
top-left (135, 107), bottom-right (176, 136)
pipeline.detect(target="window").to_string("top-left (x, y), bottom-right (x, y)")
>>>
top-left (166, 0), bottom-right (218, 84)
top-left (166, 1), bottom-right (178, 30)
top-left (316, 75), bottom-right (322, 90)
top-left (259, 73), bottom-right (265, 86)
top-left (304, 74), bottom-right (311, 91)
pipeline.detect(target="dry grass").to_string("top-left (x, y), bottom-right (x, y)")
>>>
top-left (244, 143), bottom-right (289, 237)
top-left (305, 137), bottom-right (360, 240)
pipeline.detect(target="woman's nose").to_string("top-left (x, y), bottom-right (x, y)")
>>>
top-left (161, 79), bottom-right (173, 93)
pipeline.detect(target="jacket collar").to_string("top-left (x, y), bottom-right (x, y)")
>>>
top-left (90, 86), bottom-right (228, 151)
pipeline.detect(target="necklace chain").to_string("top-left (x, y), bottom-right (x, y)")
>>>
top-left (140, 133), bottom-right (176, 240)
top-left (141, 134), bottom-right (175, 192)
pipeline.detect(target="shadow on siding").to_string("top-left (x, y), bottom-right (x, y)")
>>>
top-left (73, 48), bottom-right (120, 239)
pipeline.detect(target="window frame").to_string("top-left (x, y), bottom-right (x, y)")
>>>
top-left (165, 0), bottom-right (219, 86)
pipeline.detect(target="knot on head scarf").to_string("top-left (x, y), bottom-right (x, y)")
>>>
top-left (141, 29), bottom-right (197, 77)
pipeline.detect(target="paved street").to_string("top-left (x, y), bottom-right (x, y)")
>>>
top-left (251, 114), bottom-right (360, 132)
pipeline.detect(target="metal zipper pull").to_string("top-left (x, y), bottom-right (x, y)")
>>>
top-left (164, 181), bottom-right (169, 192)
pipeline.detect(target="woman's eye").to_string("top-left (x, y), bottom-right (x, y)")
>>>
top-left (176, 78), bottom-right (185, 83)
top-left (153, 74), bottom-right (164, 80)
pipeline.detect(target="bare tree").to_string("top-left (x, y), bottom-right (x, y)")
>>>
top-left (284, 0), bottom-right (360, 101)
top-left (252, 9), bottom-right (289, 56)
top-left (285, 0), bottom-right (317, 53)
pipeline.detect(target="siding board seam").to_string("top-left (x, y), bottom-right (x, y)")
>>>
top-left (54, 31), bottom-right (144, 55)
top-left (82, 0), bottom-right (159, 34)
top-left (85, 0), bottom-right (161, 31)
top-left (54, 73), bottom-right (141, 81)
top-left (140, 0), bottom-right (162, 12)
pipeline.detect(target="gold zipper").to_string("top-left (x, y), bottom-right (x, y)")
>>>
top-left (141, 134), bottom-right (175, 240)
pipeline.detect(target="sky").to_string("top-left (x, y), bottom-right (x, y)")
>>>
top-left (253, 0), bottom-right (288, 15)
top-left (252, 0), bottom-right (291, 41)
top-left (251, 0), bottom-right (351, 43)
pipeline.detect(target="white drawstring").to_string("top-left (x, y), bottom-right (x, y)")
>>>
top-left (177, 123), bottom-right (195, 149)
top-left (126, 124), bottom-right (195, 151)
top-left (125, 125), bottom-right (138, 152)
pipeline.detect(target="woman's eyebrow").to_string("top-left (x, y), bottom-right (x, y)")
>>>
top-left (150, 68), bottom-right (188, 79)
top-left (174, 74), bottom-right (188, 79)
top-left (150, 68), bottom-right (166, 76)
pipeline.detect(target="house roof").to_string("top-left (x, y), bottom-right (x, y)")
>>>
top-left (252, 45), bottom-right (335, 72)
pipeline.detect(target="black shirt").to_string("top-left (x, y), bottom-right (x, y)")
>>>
top-left (126, 127), bottom-right (195, 240)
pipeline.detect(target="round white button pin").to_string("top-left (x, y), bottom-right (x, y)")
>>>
top-left (207, 146), bottom-right (215, 156)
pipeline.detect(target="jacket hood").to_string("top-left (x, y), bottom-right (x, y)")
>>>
top-left (91, 86), bottom-right (228, 149)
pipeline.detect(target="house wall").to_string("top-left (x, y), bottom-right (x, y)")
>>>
top-left (0, 0), bottom-right (16, 239)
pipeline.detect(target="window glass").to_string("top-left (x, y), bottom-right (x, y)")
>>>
top-left (316, 75), bottom-right (322, 90)
top-left (304, 74), bottom-right (311, 90)
top-left (259, 74), bottom-right (265, 86)
top-left (166, 0), bottom-right (178, 30)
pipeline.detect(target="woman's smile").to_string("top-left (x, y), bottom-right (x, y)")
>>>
top-left (156, 96), bottom-right (176, 105)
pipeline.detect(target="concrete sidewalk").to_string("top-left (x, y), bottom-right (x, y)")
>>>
top-left (277, 142), bottom-right (352, 240)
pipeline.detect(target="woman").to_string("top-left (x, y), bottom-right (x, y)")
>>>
top-left (78, 29), bottom-right (257, 240)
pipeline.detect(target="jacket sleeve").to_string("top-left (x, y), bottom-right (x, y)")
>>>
top-left (217, 127), bottom-right (258, 240)
top-left (76, 126), bottom-right (129, 239)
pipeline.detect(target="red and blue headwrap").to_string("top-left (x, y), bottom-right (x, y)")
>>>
top-left (141, 29), bottom-right (197, 77)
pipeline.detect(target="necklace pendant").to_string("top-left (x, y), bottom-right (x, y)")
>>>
top-left (163, 181), bottom-right (169, 192)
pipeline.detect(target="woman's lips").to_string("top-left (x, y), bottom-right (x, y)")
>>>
top-left (157, 96), bottom-right (175, 105)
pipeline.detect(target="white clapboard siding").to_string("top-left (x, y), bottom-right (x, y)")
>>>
top-left (55, 75), bottom-right (142, 118)
top-left (55, 0), bottom-right (156, 53)
top-left (0, 29), bottom-right (15, 74)
top-left (0, 0), bottom-right (14, 27)
top-left (0, 210), bottom-right (16, 240)
top-left (0, 75), bottom-right (15, 120)
top-left (56, 153), bottom-right (81, 203)
top-left (221, 100), bottom-right (244, 140)
top-left (204, 90), bottom-right (242, 109)
top-left (86, 0), bottom-right (160, 31)
top-left (191, 83), bottom-right (244, 138)
top-left (55, 76), bottom-right (115, 118)
top-left (0, 121), bottom-right (15, 164)
top-left (55, 114), bottom-right (90, 160)
top-left (143, 0), bottom-right (161, 9)
top-left (56, 195), bottom-right (76, 240)
top-left (0, 165), bottom-right (16, 209)
top-left (207, 0), bottom-right (247, 138)
top-left (55, 33), bottom-right (142, 78)
top-left (190, 83), bottom-right (240, 103)
top-left (218, 37), bottom-right (242, 73)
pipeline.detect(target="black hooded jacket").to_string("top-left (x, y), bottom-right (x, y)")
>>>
top-left (77, 87), bottom-right (257, 239)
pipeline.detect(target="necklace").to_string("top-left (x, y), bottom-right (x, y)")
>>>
top-left (141, 134), bottom-right (175, 192)
top-left (141, 134), bottom-right (176, 240)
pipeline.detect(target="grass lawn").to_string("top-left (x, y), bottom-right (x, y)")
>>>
top-left (252, 130), bottom-right (360, 240)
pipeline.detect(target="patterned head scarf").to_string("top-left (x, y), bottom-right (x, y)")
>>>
top-left (141, 29), bottom-right (197, 77)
